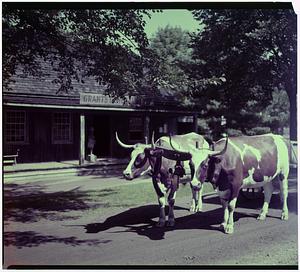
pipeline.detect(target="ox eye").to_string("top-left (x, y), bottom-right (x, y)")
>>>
top-left (136, 154), bottom-right (145, 163)
top-left (201, 162), bottom-right (208, 169)
top-left (135, 157), bottom-right (141, 163)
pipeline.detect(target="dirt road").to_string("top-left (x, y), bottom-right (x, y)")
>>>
top-left (3, 175), bottom-right (298, 268)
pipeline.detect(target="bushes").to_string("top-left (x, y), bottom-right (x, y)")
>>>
top-left (246, 127), bottom-right (271, 136)
top-left (226, 128), bottom-right (243, 137)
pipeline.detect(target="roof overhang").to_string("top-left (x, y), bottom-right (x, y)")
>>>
top-left (3, 102), bottom-right (197, 115)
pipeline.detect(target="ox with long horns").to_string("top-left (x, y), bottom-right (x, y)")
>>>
top-left (170, 133), bottom-right (290, 234)
top-left (116, 131), bottom-right (210, 227)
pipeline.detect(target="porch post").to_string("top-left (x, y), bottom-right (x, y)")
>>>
top-left (79, 114), bottom-right (85, 165)
top-left (193, 113), bottom-right (198, 133)
top-left (144, 115), bottom-right (150, 144)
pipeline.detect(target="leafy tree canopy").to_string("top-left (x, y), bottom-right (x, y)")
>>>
top-left (189, 8), bottom-right (296, 139)
top-left (148, 25), bottom-right (193, 99)
top-left (2, 6), bottom-right (160, 99)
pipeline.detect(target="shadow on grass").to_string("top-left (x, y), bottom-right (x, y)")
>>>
top-left (85, 190), bottom-right (298, 241)
top-left (4, 183), bottom-right (118, 222)
top-left (4, 231), bottom-right (111, 248)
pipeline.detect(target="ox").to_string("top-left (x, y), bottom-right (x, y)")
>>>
top-left (170, 133), bottom-right (289, 234)
top-left (116, 132), bottom-right (209, 227)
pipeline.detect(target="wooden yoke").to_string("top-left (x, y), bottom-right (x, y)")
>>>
top-left (149, 147), bottom-right (192, 161)
top-left (147, 147), bottom-right (192, 181)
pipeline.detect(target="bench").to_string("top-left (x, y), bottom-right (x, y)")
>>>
top-left (4, 149), bottom-right (20, 165)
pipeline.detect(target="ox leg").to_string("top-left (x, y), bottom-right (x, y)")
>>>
top-left (221, 198), bottom-right (237, 234)
top-left (167, 176), bottom-right (179, 227)
top-left (167, 191), bottom-right (176, 227)
top-left (156, 182), bottom-right (167, 227)
top-left (257, 182), bottom-right (274, 220)
top-left (279, 175), bottom-right (289, 221)
top-left (190, 185), bottom-right (203, 212)
top-left (157, 193), bottom-right (167, 227)
top-left (220, 199), bottom-right (229, 231)
top-left (153, 180), bottom-right (167, 227)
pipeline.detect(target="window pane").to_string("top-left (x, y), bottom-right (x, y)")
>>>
top-left (52, 113), bottom-right (72, 144)
top-left (129, 117), bottom-right (143, 141)
top-left (5, 111), bottom-right (26, 143)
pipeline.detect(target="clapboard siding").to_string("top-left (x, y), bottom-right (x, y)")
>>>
top-left (3, 108), bottom-right (80, 163)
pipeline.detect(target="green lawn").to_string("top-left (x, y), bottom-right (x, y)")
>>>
top-left (85, 181), bottom-right (215, 217)
top-left (4, 179), bottom-right (216, 222)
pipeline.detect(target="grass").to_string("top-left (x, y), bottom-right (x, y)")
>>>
top-left (85, 181), bottom-right (215, 217)
top-left (4, 179), bottom-right (216, 222)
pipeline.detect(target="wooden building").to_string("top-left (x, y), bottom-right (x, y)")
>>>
top-left (3, 66), bottom-right (198, 164)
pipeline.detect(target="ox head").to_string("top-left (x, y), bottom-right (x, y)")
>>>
top-left (169, 135), bottom-right (228, 190)
top-left (194, 137), bottom-right (228, 189)
top-left (116, 132), bottom-right (155, 180)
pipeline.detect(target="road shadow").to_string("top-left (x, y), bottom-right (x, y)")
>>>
top-left (85, 205), bottom-right (189, 233)
top-left (84, 202), bottom-right (255, 240)
top-left (203, 190), bottom-right (298, 215)
top-left (4, 231), bottom-right (111, 248)
top-left (3, 183), bottom-right (118, 222)
top-left (85, 190), bottom-right (298, 241)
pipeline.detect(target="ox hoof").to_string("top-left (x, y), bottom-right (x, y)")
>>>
top-left (167, 220), bottom-right (175, 227)
top-left (190, 205), bottom-right (202, 213)
top-left (219, 223), bottom-right (225, 231)
top-left (281, 212), bottom-right (289, 221)
top-left (190, 205), bottom-right (196, 212)
top-left (257, 213), bottom-right (266, 221)
top-left (224, 225), bottom-right (234, 234)
top-left (156, 221), bottom-right (165, 228)
top-left (195, 205), bottom-right (203, 213)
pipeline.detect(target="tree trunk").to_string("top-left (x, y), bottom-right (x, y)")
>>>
top-left (289, 94), bottom-right (297, 141)
top-left (287, 82), bottom-right (297, 141)
top-left (79, 114), bottom-right (85, 165)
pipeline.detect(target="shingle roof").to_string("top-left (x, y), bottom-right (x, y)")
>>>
top-left (3, 60), bottom-right (189, 112)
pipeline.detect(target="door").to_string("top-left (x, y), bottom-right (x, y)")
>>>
top-left (93, 115), bottom-right (111, 157)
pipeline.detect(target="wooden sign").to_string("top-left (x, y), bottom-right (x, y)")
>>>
top-left (80, 93), bottom-right (134, 106)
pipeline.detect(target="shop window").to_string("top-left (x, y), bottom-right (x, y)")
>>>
top-left (129, 117), bottom-right (143, 141)
top-left (52, 112), bottom-right (73, 144)
top-left (5, 110), bottom-right (28, 144)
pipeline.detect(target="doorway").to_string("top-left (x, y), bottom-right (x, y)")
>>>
top-left (93, 115), bottom-right (111, 157)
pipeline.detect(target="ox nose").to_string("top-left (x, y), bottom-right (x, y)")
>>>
top-left (123, 171), bottom-right (133, 180)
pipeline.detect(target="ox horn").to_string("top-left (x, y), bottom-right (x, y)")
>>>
top-left (151, 131), bottom-right (155, 148)
top-left (207, 135), bottom-right (229, 156)
top-left (115, 132), bottom-right (135, 149)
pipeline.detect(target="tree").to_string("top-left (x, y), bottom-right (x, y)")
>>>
top-left (261, 88), bottom-right (290, 134)
top-left (148, 25), bottom-right (193, 100)
top-left (189, 8), bottom-right (296, 139)
top-left (2, 5), bottom-right (160, 99)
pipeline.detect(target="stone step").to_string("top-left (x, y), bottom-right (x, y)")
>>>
top-left (4, 161), bottom-right (128, 179)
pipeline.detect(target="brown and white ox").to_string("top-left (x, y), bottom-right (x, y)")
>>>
top-left (116, 132), bottom-right (209, 227)
top-left (170, 133), bottom-right (289, 234)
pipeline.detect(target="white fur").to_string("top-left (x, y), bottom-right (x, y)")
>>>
top-left (242, 144), bottom-right (262, 168)
top-left (270, 134), bottom-right (289, 178)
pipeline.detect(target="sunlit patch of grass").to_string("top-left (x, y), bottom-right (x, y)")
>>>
top-left (4, 180), bottom-right (216, 222)
top-left (85, 181), bottom-right (215, 216)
